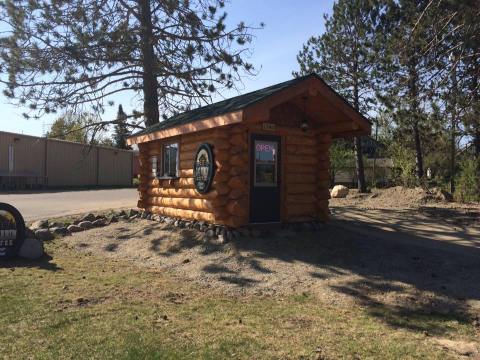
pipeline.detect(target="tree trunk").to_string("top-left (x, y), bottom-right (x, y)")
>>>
top-left (475, 129), bottom-right (480, 158)
top-left (352, 64), bottom-right (367, 193)
top-left (408, 52), bottom-right (423, 181)
top-left (413, 121), bottom-right (423, 180)
top-left (354, 136), bottom-right (366, 192)
top-left (139, 0), bottom-right (160, 127)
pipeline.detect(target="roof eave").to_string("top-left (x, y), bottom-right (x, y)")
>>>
top-left (126, 110), bottom-right (243, 145)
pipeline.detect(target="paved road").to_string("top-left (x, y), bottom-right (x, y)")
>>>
top-left (0, 188), bottom-right (138, 221)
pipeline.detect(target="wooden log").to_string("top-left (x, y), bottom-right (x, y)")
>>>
top-left (286, 145), bottom-right (317, 156)
top-left (317, 134), bottom-right (332, 144)
top-left (147, 197), bottom-right (214, 212)
top-left (316, 188), bottom-right (331, 200)
top-left (147, 187), bottom-right (218, 199)
top-left (230, 145), bottom-right (246, 155)
top-left (317, 161), bottom-right (330, 171)
top-left (285, 203), bottom-right (316, 217)
top-left (286, 155), bottom-right (317, 165)
top-left (179, 169), bottom-right (194, 177)
top-left (286, 184), bottom-right (317, 194)
top-left (318, 171), bottom-right (330, 181)
top-left (229, 167), bottom-right (245, 176)
top-left (228, 176), bottom-right (246, 190)
top-left (212, 151), bottom-right (230, 162)
top-left (214, 161), bottom-right (230, 173)
top-left (228, 188), bottom-right (245, 200)
top-left (285, 164), bottom-right (317, 174)
top-left (213, 182), bottom-right (230, 195)
top-left (318, 180), bottom-right (330, 189)
top-left (213, 171), bottom-right (230, 183)
top-left (285, 173), bottom-right (316, 184)
top-left (146, 206), bottom-right (216, 222)
top-left (212, 195), bottom-right (229, 207)
top-left (286, 135), bottom-right (316, 146)
top-left (182, 130), bottom-right (228, 144)
top-left (229, 154), bottom-right (247, 167)
top-left (286, 194), bottom-right (317, 204)
top-left (180, 150), bottom-right (197, 161)
top-left (226, 199), bottom-right (248, 217)
top-left (229, 133), bottom-right (247, 147)
top-left (180, 159), bottom-right (194, 170)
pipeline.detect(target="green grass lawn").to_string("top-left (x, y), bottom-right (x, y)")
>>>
top-left (0, 240), bottom-right (476, 359)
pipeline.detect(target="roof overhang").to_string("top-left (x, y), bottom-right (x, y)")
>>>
top-left (127, 75), bottom-right (371, 145)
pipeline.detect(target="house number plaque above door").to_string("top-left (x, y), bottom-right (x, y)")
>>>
top-left (193, 143), bottom-right (215, 194)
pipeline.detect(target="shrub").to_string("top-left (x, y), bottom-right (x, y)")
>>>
top-left (389, 143), bottom-right (417, 187)
top-left (455, 157), bottom-right (480, 202)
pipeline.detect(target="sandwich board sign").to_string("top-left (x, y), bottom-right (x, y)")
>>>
top-left (0, 203), bottom-right (25, 260)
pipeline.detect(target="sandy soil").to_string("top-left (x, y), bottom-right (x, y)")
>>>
top-left (66, 201), bottom-right (480, 323)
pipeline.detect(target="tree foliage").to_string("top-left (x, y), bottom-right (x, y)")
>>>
top-left (294, 0), bottom-right (382, 192)
top-left (0, 0), bottom-right (260, 130)
top-left (113, 104), bottom-right (130, 149)
top-left (47, 112), bottom-right (112, 145)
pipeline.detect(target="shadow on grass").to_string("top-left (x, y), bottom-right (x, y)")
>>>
top-left (0, 253), bottom-right (62, 271)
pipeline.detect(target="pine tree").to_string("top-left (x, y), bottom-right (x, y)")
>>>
top-left (0, 1), bottom-right (260, 128)
top-left (113, 105), bottom-right (130, 149)
top-left (294, 0), bottom-right (381, 192)
top-left (377, 0), bottom-right (448, 181)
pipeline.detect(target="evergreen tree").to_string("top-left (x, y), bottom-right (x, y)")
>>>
top-left (113, 105), bottom-right (130, 149)
top-left (0, 1), bottom-right (260, 128)
top-left (294, 0), bottom-right (381, 192)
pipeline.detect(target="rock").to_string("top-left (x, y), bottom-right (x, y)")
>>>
top-left (435, 189), bottom-right (453, 202)
top-left (108, 215), bottom-right (119, 224)
top-left (129, 214), bottom-right (139, 220)
top-left (217, 234), bottom-right (226, 244)
top-left (18, 238), bottom-right (44, 260)
top-left (330, 185), bottom-right (349, 198)
top-left (67, 224), bottom-right (84, 233)
top-left (251, 228), bottom-right (261, 238)
top-left (81, 213), bottom-right (96, 222)
top-left (25, 227), bottom-right (36, 239)
top-left (118, 210), bottom-right (127, 217)
top-left (92, 218), bottom-right (107, 227)
top-left (118, 215), bottom-right (128, 220)
top-left (205, 229), bottom-right (216, 238)
top-left (31, 219), bottom-right (49, 230)
top-left (128, 209), bottom-right (139, 217)
top-left (51, 227), bottom-right (70, 237)
top-left (78, 221), bottom-right (93, 230)
top-left (49, 221), bottom-right (64, 228)
top-left (34, 228), bottom-right (54, 241)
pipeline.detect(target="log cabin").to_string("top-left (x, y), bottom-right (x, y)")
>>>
top-left (127, 74), bottom-right (370, 228)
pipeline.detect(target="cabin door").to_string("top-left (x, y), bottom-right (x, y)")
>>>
top-left (249, 134), bottom-right (281, 223)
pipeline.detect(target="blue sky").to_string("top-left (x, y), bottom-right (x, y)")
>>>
top-left (0, 0), bottom-right (334, 137)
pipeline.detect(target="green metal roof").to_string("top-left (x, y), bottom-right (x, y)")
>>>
top-left (130, 74), bottom-right (313, 138)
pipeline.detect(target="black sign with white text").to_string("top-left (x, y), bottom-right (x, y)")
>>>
top-left (0, 203), bottom-right (25, 260)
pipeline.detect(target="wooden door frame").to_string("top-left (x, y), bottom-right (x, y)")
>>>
top-left (248, 132), bottom-right (283, 224)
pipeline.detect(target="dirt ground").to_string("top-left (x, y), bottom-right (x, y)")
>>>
top-left (66, 188), bottom-right (480, 336)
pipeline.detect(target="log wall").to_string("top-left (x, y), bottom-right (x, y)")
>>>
top-left (137, 122), bottom-right (332, 227)
top-left (137, 124), bottom-right (250, 227)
